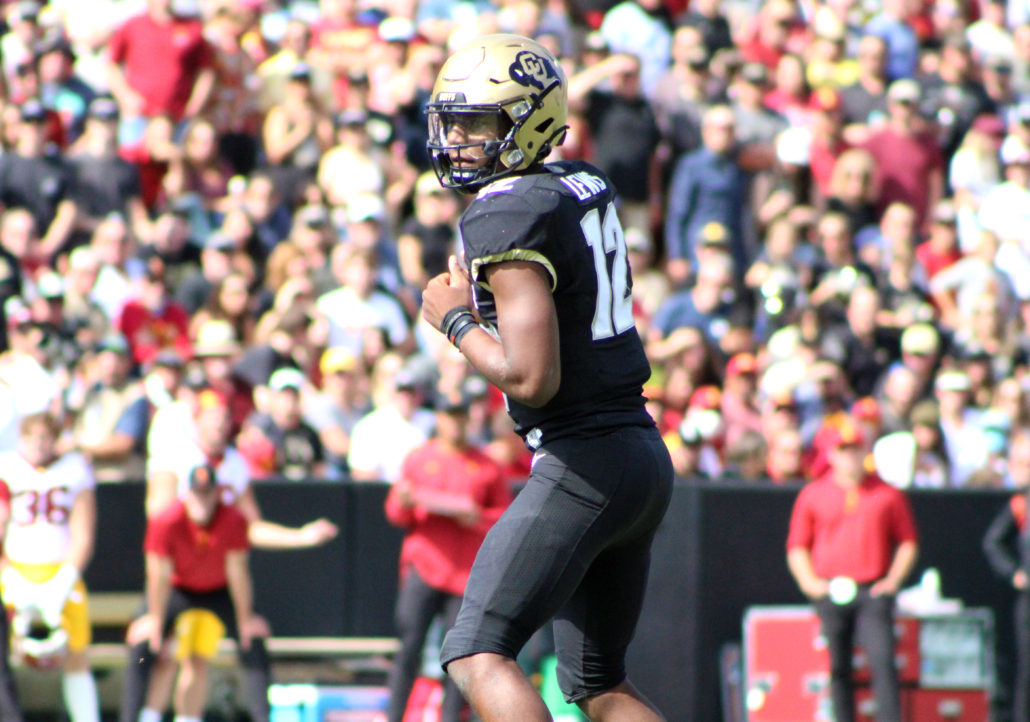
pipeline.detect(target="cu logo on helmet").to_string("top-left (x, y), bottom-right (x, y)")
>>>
top-left (510, 51), bottom-right (556, 90)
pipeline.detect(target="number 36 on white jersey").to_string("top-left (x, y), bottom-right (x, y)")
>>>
top-left (0, 451), bottom-right (94, 565)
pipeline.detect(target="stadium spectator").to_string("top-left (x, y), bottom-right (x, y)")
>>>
top-left (69, 97), bottom-right (151, 246)
top-left (764, 53), bottom-right (810, 129)
top-left (203, 4), bottom-right (261, 176)
top-left (569, 52), bottom-right (661, 236)
top-left (0, 99), bottom-right (78, 261)
top-left (106, 0), bottom-right (215, 140)
top-left (651, 27), bottom-right (709, 163)
top-left (839, 35), bottom-right (889, 139)
top-left (861, 79), bottom-right (944, 227)
top-left (303, 347), bottom-right (370, 479)
top-left (61, 246), bottom-right (108, 342)
top-left (922, 34), bottom-right (993, 162)
top-left (396, 171), bottom-right (460, 293)
top-left (916, 200), bottom-right (963, 279)
top-left (87, 213), bottom-right (139, 323)
top-left (766, 427), bottom-right (804, 483)
top-left (318, 108), bottom-right (387, 211)
top-left (675, 0), bottom-right (732, 61)
top-left (808, 211), bottom-right (876, 321)
top-left (0, 300), bottom-right (62, 430)
top-left (262, 62), bottom-right (334, 205)
top-left (932, 229), bottom-right (1015, 329)
top-left (256, 18), bottom-right (329, 112)
top-left (949, 114), bottom-right (1005, 252)
top-left (720, 352), bottom-right (762, 449)
top-left (383, 389), bottom-right (511, 722)
top-left (978, 134), bottom-right (1030, 251)
top-left (116, 256), bottom-right (191, 367)
top-left (162, 117), bottom-right (232, 219)
top-left (317, 245), bottom-right (413, 356)
top-left (968, 0), bottom-right (1014, 61)
top-left (238, 367), bottom-right (325, 481)
top-left (189, 270), bottom-right (257, 348)
top-left (824, 149), bottom-right (879, 239)
top-left (666, 105), bottom-right (750, 282)
top-left (739, 0), bottom-right (806, 72)
top-left (649, 249), bottom-right (743, 350)
top-left (347, 360), bottom-right (434, 483)
top-left (69, 333), bottom-right (147, 482)
top-left (864, 0), bottom-right (920, 81)
top-left (239, 170), bottom-right (292, 253)
top-left (820, 285), bottom-right (896, 398)
top-left (37, 32), bottom-right (95, 145)
top-left (1, 2), bottom-right (44, 85)
top-left (598, 0), bottom-right (671, 98)
top-left (191, 318), bottom-right (253, 433)
top-left (1014, 23), bottom-right (1030, 95)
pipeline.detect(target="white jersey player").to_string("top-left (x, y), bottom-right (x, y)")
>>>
top-left (0, 412), bottom-right (99, 722)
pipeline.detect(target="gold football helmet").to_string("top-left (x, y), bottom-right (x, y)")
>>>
top-left (426, 34), bottom-right (568, 192)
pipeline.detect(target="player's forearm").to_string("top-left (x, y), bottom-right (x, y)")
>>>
top-left (247, 519), bottom-right (317, 549)
top-left (144, 556), bottom-right (172, 624)
top-left (787, 546), bottom-right (822, 590)
top-left (457, 328), bottom-right (559, 407)
top-left (226, 553), bottom-right (253, 624)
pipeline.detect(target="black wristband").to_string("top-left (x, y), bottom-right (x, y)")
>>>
top-left (441, 305), bottom-right (474, 339)
top-left (440, 305), bottom-right (479, 348)
top-left (450, 315), bottom-right (479, 348)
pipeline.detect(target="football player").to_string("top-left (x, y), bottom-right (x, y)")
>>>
top-left (122, 389), bottom-right (337, 722)
top-left (421, 34), bottom-right (674, 721)
top-left (0, 412), bottom-right (99, 722)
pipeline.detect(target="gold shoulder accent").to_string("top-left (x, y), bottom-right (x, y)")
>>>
top-left (470, 250), bottom-right (557, 291)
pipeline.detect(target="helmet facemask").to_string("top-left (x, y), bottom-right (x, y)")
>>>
top-left (426, 83), bottom-right (565, 192)
top-left (427, 104), bottom-right (517, 191)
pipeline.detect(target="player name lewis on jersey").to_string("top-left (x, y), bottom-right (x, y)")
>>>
top-left (559, 170), bottom-right (608, 201)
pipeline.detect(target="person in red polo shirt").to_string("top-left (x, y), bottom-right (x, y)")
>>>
top-left (121, 462), bottom-right (268, 722)
top-left (106, 0), bottom-right (216, 142)
top-left (383, 390), bottom-right (512, 722)
top-left (786, 418), bottom-right (919, 722)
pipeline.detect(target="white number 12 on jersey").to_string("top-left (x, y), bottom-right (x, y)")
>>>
top-left (581, 202), bottom-right (634, 340)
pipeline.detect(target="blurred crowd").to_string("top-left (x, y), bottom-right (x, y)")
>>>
top-left (1, 0), bottom-right (1029, 491)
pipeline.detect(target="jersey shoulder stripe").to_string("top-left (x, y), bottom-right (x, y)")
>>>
top-left (469, 249), bottom-right (556, 292)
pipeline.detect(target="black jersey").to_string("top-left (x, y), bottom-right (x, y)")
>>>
top-left (460, 160), bottom-right (654, 448)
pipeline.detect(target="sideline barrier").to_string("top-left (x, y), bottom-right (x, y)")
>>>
top-left (83, 480), bottom-right (1018, 722)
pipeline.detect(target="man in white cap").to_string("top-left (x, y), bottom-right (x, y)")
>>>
top-left (861, 78), bottom-right (943, 227)
top-left (237, 367), bottom-right (325, 481)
